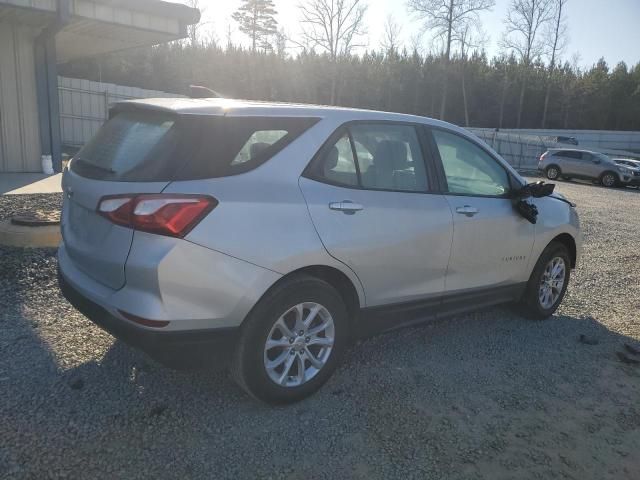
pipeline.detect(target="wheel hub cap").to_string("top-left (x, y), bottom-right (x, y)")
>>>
top-left (263, 302), bottom-right (335, 388)
top-left (538, 257), bottom-right (566, 309)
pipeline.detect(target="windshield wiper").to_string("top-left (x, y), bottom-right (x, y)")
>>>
top-left (74, 158), bottom-right (116, 174)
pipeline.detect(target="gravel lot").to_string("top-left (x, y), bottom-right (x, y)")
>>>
top-left (1, 183), bottom-right (639, 479)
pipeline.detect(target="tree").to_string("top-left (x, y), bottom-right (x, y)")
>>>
top-left (184, 0), bottom-right (208, 47)
top-left (541, 0), bottom-right (568, 127)
top-left (381, 14), bottom-right (402, 54)
top-left (502, 0), bottom-right (554, 127)
top-left (232, 0), bottom-right (278, 51)
top-left (408, 0), bottom-right (495, 120)
top-left (299, 0), bottom-right (368, 104)
top-left (458, 25), bottom-right (486, 126)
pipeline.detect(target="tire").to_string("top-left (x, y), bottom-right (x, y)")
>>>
top-left (600, 171), bottom-right (618, 188)
top-left (517, 241), bottom-right (571, 320)
top-left (231, 274), bottom-right (349, 404)
top-left (546, 165), bottom-right (561, 180)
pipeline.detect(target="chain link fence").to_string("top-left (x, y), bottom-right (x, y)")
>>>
top-left (468, 129), bottom-right (555, 173)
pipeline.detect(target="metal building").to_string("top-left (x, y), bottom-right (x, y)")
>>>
top-left (0, 0), bottom-right (199, 173)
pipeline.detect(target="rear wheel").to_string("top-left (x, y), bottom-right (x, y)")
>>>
top-left (600, 171), bottom-right (618, 188)
top-left (546, 165), bottom-right (561, 180)
top-left (232, 275), bottom-right (348, 404)
top-left (517, 242), bottom-right (571, 320)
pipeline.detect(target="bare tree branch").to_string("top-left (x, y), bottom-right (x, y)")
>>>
top-left (299, 0), bottom-right (368, 61)
top-left (380, 14), bottom-right (402, 54)
top-left (500, 0), bottom-right (554, 65)
top-left (407, 0), bottom-right (494, 119)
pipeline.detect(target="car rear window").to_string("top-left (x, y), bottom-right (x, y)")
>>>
top-left (71, 111), bottom-right (319, 181)
top-left (71, 111), bottom-right (180, 181)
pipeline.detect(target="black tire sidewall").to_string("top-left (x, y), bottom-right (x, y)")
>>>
top-left (522, 243), bottom-right (571, 319)
top-left (237, 277), bottom-right (349, 404)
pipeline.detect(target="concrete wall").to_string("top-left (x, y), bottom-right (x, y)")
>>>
top-left (0, 22), bottom-right (42, 172)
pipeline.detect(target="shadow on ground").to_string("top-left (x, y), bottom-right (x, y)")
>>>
top-left (3, 280), bottom-right (640, 479)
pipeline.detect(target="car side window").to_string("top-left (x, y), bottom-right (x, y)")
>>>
top-left (431, 129), bottom-right (510, 197)
top-left (350, 124), bottom-right (428, 192)
top-left (312, 123), bottom-right (429, 193)
top-left (562, 151), bottom-right (583, 160)
top-left (317, 133), bottom-right (359, 187)
top-left (232, 129), bottom-right (288, 165)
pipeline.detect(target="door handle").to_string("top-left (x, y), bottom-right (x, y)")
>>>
top-left (329, 201), bottom-right (364, 214)
top-left (455, 205), bottom-right (479, 217)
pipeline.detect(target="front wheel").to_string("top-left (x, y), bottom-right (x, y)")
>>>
top-left (600, 172), bottom-right (618, 188)
top-left (517, 242), bottom-right (571, 320)
top-left (231, 275), bottom-right (349, 404)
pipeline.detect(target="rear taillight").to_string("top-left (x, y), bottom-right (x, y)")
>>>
top-left (97, 194), bottom-right (217, 238)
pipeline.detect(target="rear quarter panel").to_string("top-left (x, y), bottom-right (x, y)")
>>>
top-left (163, 119), bottom-right (366, 306)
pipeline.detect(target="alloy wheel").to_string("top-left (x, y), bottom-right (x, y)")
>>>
top-left (538, 257), bottom-right (566, 310)
top-left (602, 173), bottom-right (616, 187)
top-left (263, 302), bottom-right (335, 388)
top-left (547, 167), bottom-right (559, 179)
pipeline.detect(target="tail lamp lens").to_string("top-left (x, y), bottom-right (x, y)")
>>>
top-left (98, 194), bottom-right (217, 237)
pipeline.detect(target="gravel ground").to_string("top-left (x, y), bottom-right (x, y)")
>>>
top-left (1, 183), bottom-right (639, 479)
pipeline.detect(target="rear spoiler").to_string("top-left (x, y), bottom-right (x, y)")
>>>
top-left (188, 85), bottom-right (224, 98)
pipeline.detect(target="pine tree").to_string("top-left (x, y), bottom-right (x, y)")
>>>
top-left (232, 0), bottom-right (278, 52)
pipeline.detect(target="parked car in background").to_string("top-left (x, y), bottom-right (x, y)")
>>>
top-left (59, 98), bottom-right (582, 403)
top-left (539, 148), bottom-right (638, 188)
top-left (614, 158), bottom-right (640, 187)
top-left (550, 136), bottom-right (579, 146)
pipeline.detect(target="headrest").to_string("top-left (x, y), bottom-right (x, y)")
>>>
top-left (325, 146), bottom-right (339, 170)
top-left (374, 140), bottom-right (409, 171)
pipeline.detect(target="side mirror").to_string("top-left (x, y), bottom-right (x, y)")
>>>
top-left (514, 181), bottom-right (555, 199)
top-left (593, 159), bottom-right (601, 164)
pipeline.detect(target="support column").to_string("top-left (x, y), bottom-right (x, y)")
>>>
top-left (34, 0), bottom-right (70, 173)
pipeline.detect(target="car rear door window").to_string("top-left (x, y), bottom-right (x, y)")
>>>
top-left (319, 133), bottom-right (359, 187)
top-left (350, 124), bottom-right (428, 192)
top-left (431, 129), bottom-right (510, 197)
top-left (560, 150), bottom-right (583, 160)
top-left (309, 123), bottom-right (430, 193)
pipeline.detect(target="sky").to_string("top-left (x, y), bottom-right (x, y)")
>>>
top-left (175, 0), bottom-right (640, 68)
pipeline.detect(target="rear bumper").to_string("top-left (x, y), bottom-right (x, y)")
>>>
top-left (59, 268), bottom-right (239, 368)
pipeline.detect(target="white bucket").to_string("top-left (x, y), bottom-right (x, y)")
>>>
top-left (41, 155), bottom-right (54, 175)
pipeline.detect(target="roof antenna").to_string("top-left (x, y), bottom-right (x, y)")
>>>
top-left (189, 85), bottom-right (223, 98)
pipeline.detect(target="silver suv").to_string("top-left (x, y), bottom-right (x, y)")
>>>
top-left (539, 148), bottom-right (637, 187)
top-left (58, 99), bottom-right (582, 403)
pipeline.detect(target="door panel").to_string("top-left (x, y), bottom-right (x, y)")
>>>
top-left (443, 196), bottom-right (534, 292)
top-left (299, 177), bottom-right (453, 306)
top-left (428, 128), bottom-right (535, 294)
